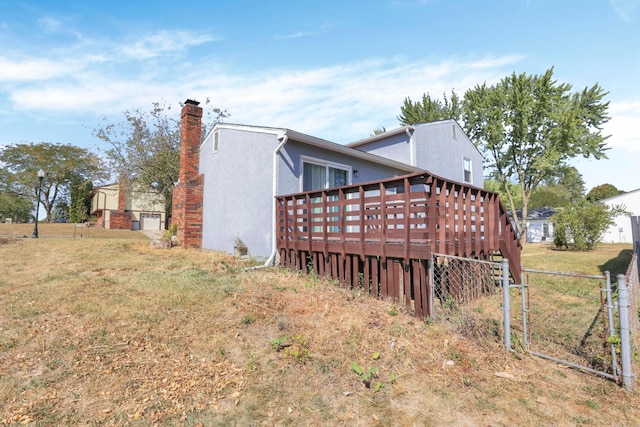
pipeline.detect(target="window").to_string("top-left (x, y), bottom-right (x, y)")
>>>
top-left (302, 158), bottom-right (350, 191)
top-left (213, 131), bottom-right (219, 153)
top-left (463, 157), bottom-right (472, 183)
top-left (301, 157), bottom-right (351, 233)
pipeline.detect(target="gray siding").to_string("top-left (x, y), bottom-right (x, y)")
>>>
top-left (350, 133), bottom-right (412, 166)
top-left (353, 121), bottom-right (484, 188)
top-left (200, 128), bottom-right (280, 258)
top-left (200, 128), bottom-right (413, 259)
top-left (278, 140), bottom-right (410, 196)
top-left (413, 122), bottom-right (484, 187)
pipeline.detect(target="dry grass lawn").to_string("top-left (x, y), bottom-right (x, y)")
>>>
top-left (0, 229), bottom-right (638, 426)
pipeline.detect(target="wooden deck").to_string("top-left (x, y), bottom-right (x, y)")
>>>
top-left (276, 171), bottom-right (522, 318)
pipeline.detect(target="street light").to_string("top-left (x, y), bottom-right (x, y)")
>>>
top-left (32, 169), bottom-right (45, 238)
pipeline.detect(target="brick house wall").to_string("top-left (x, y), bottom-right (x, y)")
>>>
top-left (109, 210), bottom-right (132, 229)
top-left (172, 99), bottom-right (204, 248)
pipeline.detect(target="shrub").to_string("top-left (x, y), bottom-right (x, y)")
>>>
top-left (552, 200), bottom-right (629, 251)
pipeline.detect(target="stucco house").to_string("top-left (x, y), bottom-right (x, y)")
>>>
top-left (172, 100), bottom-right (485, 261)
top-left (347, 120), bottom-right (484, 187)
top-left (91, 182), bottom-right (166, 231)
top-left (600, 189), bottom-right (640, 244)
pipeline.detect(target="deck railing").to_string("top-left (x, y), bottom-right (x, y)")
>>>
top-left (276, 171), bottom-right (522, 317)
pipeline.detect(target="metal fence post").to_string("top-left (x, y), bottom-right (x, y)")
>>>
top-left (502, 258), bottom-right (511, 351)
top-left (617, 274), bottom-right (633, 392)
top-left (427, 258), bottom-right (434, 318)
top-left (604, 272), bottom-right (619, 381)
top-left (521, 273), bottom-right (528, 350)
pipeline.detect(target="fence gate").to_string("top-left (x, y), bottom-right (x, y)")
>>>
top-left (514, 269), bottom-right (619, 381)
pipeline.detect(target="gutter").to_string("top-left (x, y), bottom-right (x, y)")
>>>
top-left (264, 133), bottom-right (288, 266)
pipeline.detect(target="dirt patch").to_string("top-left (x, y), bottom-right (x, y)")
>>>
top-left (0, 237), bottom-right (17, 245)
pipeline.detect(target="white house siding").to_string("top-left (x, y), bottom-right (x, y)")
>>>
top-left (527, 219), bottom-right (554, 243)
top-left (601, 189), bottom-right (640, 243)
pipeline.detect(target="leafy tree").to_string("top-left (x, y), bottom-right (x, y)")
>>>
top-left (529, 166), bottom-right (586, 209)
top-left (95, 99), bottom-right (228, 220)
top-left (0, 168), bottom-right (32, 222)
top-left (462, 67), bottom-right (609, 244)
top-left (484, 178), bottom-right (523, 209)
top-left (545, 165), bottom-right (585, 203)
top-left (0, 191), bottom-right (32, 223)
top-left (529, 188), bottom-right (570, 209)
top-left (397, 90), bottom-right (461, 125)
top-left (370, 126), bottom-right (387, 136)
top-left (586, 183), bottom-right (624, 202)
top-left (0, 143), bottom-right (102, 222)
top-left (553, 200), bottom-right (629, 251)
top-left (68, 176), bottom-right (93, 223)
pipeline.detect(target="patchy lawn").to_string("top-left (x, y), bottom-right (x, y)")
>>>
top-left (0, 238), bottom-right (638, 425)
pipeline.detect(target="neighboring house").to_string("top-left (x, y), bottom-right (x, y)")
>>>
top-left (91, 183), bottom-right (166, 231)
top-left (347, 120), bottom-right (484, 187)
top-left (600, 189), bottom-right (640, 244)
top-left (172, 100), bottom-right (484, 260)
top-left (519, 207), bottom-right (556, 243)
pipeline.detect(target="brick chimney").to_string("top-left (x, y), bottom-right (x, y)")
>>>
top-left (172, 99), bottom-right (204, 248)
top-left (117, 177), bottom-right (127, 211)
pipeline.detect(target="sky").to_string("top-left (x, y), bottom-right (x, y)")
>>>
top-left (0, 0), bottom-right (638, 192)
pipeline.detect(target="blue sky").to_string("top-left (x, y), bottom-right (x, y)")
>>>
top-left (1, 0), bottom-right (638, 191)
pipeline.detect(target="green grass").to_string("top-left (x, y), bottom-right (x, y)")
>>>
top-left (522, 242), bottom-right (633, 277)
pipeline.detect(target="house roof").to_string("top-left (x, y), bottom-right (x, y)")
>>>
top-left (346, 119), bottom-right (484, 158)
top-left (599, 188), bottom-right (640, 204)
top-left (209, 122), bottom-right (423, 174)
top-left (347, 125), bottom-right (415, 148)
top-left (511, 207), bottom-right (557, 221)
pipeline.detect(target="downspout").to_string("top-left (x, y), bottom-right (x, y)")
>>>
top-left (264, 133), bottom-right (288, 266)
top-left (406, 128), bottom-right (415, 166)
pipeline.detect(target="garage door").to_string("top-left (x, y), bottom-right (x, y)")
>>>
top-left (140, 214), bottom-right (161, 230)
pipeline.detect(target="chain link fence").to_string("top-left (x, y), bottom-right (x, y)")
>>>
top-left (428, 251), bottom-right (635, 389)
top-left (431, 254), bottom-right (505, 343)
top-left (520, 270), bottom-right (616, 377)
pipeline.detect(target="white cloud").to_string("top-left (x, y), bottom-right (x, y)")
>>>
top-left (181, 55), bottom-right (523, 142)
top-left (4, 50), bottom-right (525, 143)
top-left (0, 56), bottom-right (76, 81)
top-left (275, 31), bottom-right (316, 40)
top-left (602, 100), bottom-right (640, 152)
top-left (274, 24), bottom-right (332, 40)
top-left (610, 0), bottom-right (639, 22)
top-left (38, 17), bottom-right (63, 33)
top-left (119, 30), bottom-right (218, 59)
top-left (37, 16), bottom-right (83, 39)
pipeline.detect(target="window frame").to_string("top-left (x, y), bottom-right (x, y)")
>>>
top-left (300, 156), bottom-right (352, 192)
top-left (213, 130), bottom-right (220, 153)
top-left (463, 157), bottom-right (472, 184)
